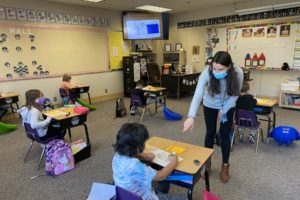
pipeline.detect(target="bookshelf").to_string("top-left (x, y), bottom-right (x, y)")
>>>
top-left (279, 90), bottom-right (300, 110)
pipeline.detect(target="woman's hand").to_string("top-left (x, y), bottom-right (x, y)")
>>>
top-left (182, 117), bottom-right (194, 132)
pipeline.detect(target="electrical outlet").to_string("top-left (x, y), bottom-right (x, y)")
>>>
top-left (53, 97), bottom-right (57, 102)
top-left (105, 89), bottom-right (108, 93)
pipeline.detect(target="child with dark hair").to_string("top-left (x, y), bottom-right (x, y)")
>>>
top-left (18, 89), bottom-right (65, 140)
top-left (131, 80), bottom-right (148, 105)
top-left (236, 81), bottom-right (257, 143)
top-left (112, 123), bottom-right (187, 200)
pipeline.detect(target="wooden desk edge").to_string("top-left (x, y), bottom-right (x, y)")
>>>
top-left (146, 136), bottom-right (214, 174)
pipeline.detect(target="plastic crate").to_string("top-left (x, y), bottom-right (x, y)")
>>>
top-left (281, 83), bottom-right (299, 91)
top-left (74, 143), bottom-right (91, 163)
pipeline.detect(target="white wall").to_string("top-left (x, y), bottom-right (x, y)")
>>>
top-left (0, 0), bottom-right (124, 105)
top-left (169, 1), bottom-right (300, 98)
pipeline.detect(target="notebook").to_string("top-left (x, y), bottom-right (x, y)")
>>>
top-left (146, 145), bottom-right (183, 167)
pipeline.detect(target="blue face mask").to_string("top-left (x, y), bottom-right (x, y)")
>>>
top-left (212, 70), bottom-right (227, 80)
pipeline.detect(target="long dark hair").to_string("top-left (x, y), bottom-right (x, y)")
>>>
top-left (208, 51), bottom-right (240, 96)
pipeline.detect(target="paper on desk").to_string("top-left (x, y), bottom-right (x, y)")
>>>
top-left (45, 110), bottom-right (68, 117)
top-left (147, 145), bottom-right (183, 167)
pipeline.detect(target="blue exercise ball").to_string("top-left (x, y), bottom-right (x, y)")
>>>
top-left (270, 126), bottom-right (300, 145)
top-left (163, 107), bottom-right (182, 121)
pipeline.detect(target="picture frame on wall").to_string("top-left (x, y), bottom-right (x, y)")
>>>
top-left (6, 8), bottom-right (17, 20)
top-left (17, 9), bottom-right (27, 21)
top-left (175, 43), bottom-right (182, 51)
top-left (0, 7), bottom-right (5, 19)
top-left (165, 44), bottom-right (171, 52)
top-left (27, 10), bottom-right (37, 22)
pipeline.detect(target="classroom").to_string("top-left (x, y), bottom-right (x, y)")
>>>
top-left (0, 0), bottom-right (300, 199)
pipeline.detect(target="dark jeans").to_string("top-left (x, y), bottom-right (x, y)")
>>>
top-left (203, 106), bottom-right (235, 164)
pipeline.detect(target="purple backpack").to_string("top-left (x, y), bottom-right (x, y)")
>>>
top-left (45, 139), bottom-right (75, 176)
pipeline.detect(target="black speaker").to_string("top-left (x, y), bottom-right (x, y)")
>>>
top-left (162, 13), bottom-right (169, 40)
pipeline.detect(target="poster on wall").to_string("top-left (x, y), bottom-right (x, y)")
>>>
top-left (71, 15), bottom-right (79, 25)
top-left (37, 11), bottom-right (47, 22)
top-left (47, 12), bottom-right (55, 23)
top-left (17, 9), bottom-right (27, 21)
top-left (0, 7), bottom-right (5, 19)
top-left (63, 14), bottom-right (71, 24)
top-left (79, 16), bottom-right (86, 25)
top-left (253, 27), bottom-right (265, 37)
top-left (55, 13), bottom-right (64, 24)
top-left (6, 8), bottom-right (17, 20)
top-left (280, 25), bottom-right (290, 37)
top-left (27, 10), bottom-right (37, 22)
top-left (267, 26), bottom-right (277, 38)
top-left (85, 16), bottom-right (93, 25)
top-left (242, 28), bottom-right (253, 38)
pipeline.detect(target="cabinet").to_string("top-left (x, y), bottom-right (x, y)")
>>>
top-left (161, 73), bottom-right (200, 99)
top-left (123, 55), bottom-right (151, 97)
top-left (123, 56), bottom-right (135, 97)
top-left (163, 52), bottom-right (185, 66)
top-left (279, 90), bottom-right (300, 109)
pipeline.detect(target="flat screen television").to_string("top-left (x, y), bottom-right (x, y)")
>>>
top-left (123, 12), bottom-right (168, 40)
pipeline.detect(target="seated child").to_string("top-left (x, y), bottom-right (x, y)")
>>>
top-left (236, 81), bottom-right (258, 143)
top-left (60, 74), bottom-right (78, 104)
top-left (112, 123), bottom-right (187, 200)
top-left (18, 89), bottom-right (65, 140)
top-left (131, 80), bottom-right (148, 106)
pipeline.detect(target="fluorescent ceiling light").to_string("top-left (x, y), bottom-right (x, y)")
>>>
top-left (236, 6), bottom-right (273, 15)
top-left (83, 0), bottom-right (104, 2)
top-left (136, 5), bottom-right (172, 13)
top-left (236, 1), bottom-right (300, 16)
top-left (274, 2), bottom-right (300, 9)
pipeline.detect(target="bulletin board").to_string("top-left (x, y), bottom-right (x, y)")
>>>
top-left (0, 20), bottom-right (109, 81)
top-left (108, 31), bottom-right (130, 70)
top-left (226, 22), bottom-right (297, 69)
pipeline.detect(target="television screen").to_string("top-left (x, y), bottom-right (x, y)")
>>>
top-left (123, 13), bottom-right (164, 40)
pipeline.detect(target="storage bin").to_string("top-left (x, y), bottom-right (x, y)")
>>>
top-left (74, 143), bottom-right (91, 163)
top-left (281, 83), bottom-right (299, 91)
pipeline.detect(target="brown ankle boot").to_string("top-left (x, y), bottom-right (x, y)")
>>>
top-left (220, 163), bottom-right (230, 183)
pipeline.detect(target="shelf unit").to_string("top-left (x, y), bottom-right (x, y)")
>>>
top-left (279, 90), bottom-right (300, 109)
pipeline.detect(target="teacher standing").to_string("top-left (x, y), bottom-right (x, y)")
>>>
top-left (183, 51), bottom-right (243, 183)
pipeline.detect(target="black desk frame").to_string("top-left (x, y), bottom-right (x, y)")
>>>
top-left (0, 95), bottom-right (20, 117)
top-left (147, 159), bottom-right (210, 200)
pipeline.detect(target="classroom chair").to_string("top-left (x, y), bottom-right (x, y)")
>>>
top-left (235, 109), bottom-right (264, 153)
top-left (128, 93), bottom-right (153, 123)
top-left (23, 122), bottom-right (60, 170)
top-left (146, 63), bottom-right (161, 86)
top-left (116, 186), bottom-right (142, 200)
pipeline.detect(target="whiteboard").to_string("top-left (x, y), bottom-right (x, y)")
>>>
top-left (0, 20), bottom-right (109, 81)
top-left (226, 23), bottom-right (296, 69)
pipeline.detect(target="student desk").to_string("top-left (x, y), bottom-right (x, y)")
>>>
top-left (43, 107), bottom-right (90, 144)
top-left (143, 86), bottom-right (167, 113)
top-left (254, 98), bottom-right (278, 136)
top-left (0, 92), bottom-right (20, 116)
top-left (69, 85), bottom-right (91, 104)
top-left (161, 73), bottom-right (200, 99)
top-left (146, 136), bottom-right (214, 200)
